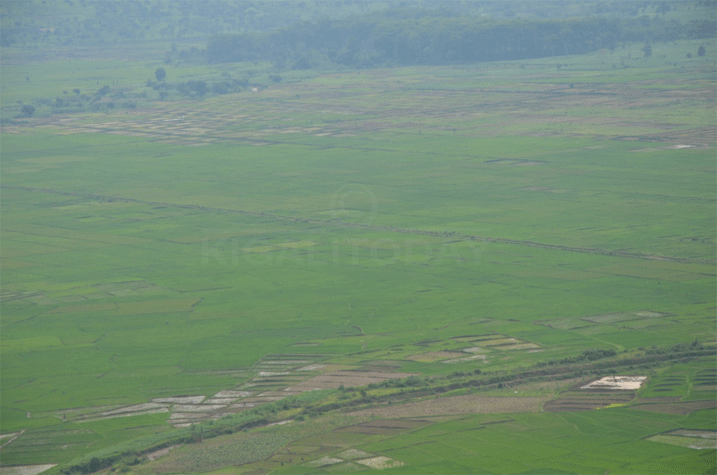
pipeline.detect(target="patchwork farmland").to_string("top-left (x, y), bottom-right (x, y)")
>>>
top-left (0, 8), bottom-right (715, 473)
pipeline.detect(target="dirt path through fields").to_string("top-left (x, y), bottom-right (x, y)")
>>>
top-left (0, 429), bottom-right (24, 450)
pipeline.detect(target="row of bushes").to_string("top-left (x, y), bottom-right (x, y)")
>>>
top-left (146, 77), bottom-right (253, 98)
top-left (536, 347), bottom-right (618, 367)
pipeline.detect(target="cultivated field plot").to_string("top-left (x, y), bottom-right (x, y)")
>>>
top-left (648, 430), bottom-right (717, 450)
top-left (639, 360), bottom-right (717, 400)
top-left (1, 38), bottom-right (715, 472)
top-left (543, 387), bottom-right (636, 412)
top-left (346, 408), bottom-right (717, 475)
top-left (348, 395), bottom-right (549, 418)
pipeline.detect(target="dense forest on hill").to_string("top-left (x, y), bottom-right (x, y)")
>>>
top-left (205, 12), bottom-right (715, 68)
top-left (2, 1), bottom-right (714, 116)
top-left (2, 0), bottom-right (712, 49)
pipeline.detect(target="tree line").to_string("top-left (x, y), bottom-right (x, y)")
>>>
top-left (205, 10), bottom-right (715, 69)
top-left (5, 0), bottom-right (689, 48)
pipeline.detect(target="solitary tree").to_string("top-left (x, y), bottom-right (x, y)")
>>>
top-left (155, 67), bottom-right (166, 82)
top-left (643, 41), bottom-right (652, 57)
top-left (21, 105), bottom-right (35, 117)
top-left (190, 423), bottom-right (203, 443)
top-left (698, 45), bottom-right (706, 57)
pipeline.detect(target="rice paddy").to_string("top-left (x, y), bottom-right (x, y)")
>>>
top-left (1, 34), bottom-right (715, 474)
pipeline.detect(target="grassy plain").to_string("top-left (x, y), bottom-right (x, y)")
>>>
top-left (1, 38), bottom-right (715, 473)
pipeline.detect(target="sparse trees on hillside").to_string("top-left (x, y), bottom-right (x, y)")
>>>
top-left (21, 105), bottom-right (35, 117)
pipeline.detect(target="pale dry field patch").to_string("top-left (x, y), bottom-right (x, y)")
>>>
top-left (152, 396), bottom-right (206, 404)
top-left (213, 390), bottom-right (252, 398)
top-left (356, 456), bottom-right (405, 469)
top-left (338, 448), bottom-right (373, 460)
top-left (0, 465), bottom-right (57, 475)
top-left (405, 351), bottom-right (465, 362)
top-left (461, 346), bottom-right (486, 353)
top-left (297, 363), bottom-right (326, 370)
top-left (580, 376), bottom-right (646, 390)
top-left (95, 402), bottom-right (168, 417)
top-left (442, 354), bottom-right (487, 363)
top-left (648, 434), bottom-right (717, 450)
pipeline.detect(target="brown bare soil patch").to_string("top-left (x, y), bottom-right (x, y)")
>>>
top-left (358, 362), bottom-right (403, 371)
top-left (639, 397), bottom-right (682, 403)
top-left (543, 387), bottom-right (635, 412)
top-left (348, 395), bottom-right (548, 418)
top-left (543, 401), bottom-right (621, 412)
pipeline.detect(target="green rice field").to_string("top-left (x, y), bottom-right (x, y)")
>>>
top-left (1, 34), bottom-right (715, 474)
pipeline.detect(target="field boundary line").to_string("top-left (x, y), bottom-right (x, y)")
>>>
top-left (2, 185), bottom-right (711, 265)
top-left (0, 429), bottom-right (25, 449)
